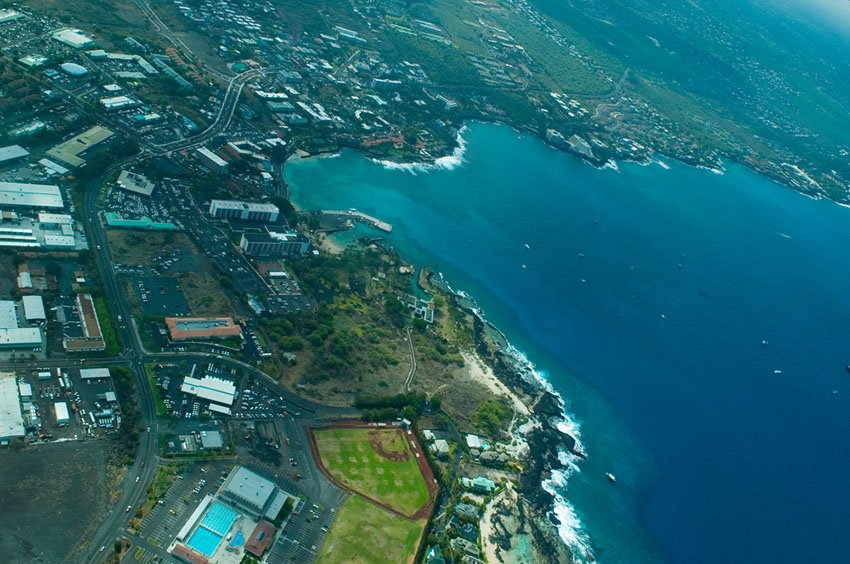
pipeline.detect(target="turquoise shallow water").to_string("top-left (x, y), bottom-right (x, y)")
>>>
top-left (286, 122), bottom-right (850, 563)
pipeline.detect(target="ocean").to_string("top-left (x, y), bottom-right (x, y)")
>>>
top-left (285, 122), bottom-right (850, 563)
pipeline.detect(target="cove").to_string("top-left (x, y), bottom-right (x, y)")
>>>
top-left (285, 122), bottom-right (850, 563)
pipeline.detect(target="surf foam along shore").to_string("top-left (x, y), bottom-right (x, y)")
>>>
top-left (436, 274), bottom-right (595, 562)
top-left (371, 125), bottom-right (469, 173)
top-left (504, 344), bottom-right (595, 563)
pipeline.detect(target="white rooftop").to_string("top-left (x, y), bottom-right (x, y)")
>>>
top-left (0, 328), bottom-right (41, 347)
top-left (116, 170), bottom-right (155, 196)
top-left (52, 29), bottom-right (94, 48)
top-left (80, 368), bottom-right (111, 379)
top-left (22, 296), bottom-right (45, 321)
top-left (37, 213), bottom-right (73, 225)
top-left (211, 199), bottom-right (279, 212)
top-left (223, 467), bottom-right (276, 511)
top-left (0, 375), bottom-right (25, 439)
top-left (0, 182), bottom-right (63, 208)
top-left (197, 147), bottom-right (228, 167)
top-left (181, 375), bottom-right (236, 406)
top-left (0, 301), bottom-right (17, 329)
top-left (0, 145), bottom-right (29, 163)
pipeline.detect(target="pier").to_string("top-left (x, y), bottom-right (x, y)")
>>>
top-left (321, 209), bottom-right (393, 233)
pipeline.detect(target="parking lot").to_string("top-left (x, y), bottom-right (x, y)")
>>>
top-left (133, 276), bottom-right (191, 317)
top-left (15, 367), bottom-right (118, 440)
top-left (127, 460), bottom-right (233, 560)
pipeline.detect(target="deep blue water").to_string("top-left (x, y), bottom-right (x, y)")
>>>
top-left (285, 123), bottom-right (850, 563)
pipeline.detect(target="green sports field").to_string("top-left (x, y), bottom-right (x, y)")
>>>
top-left (313, 427), bottom-right (431, 517)
top-left (316, 494), bottom-right (426, 564)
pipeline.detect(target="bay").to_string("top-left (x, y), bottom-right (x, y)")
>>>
top-left (285, 122), bottom-right (850, 563)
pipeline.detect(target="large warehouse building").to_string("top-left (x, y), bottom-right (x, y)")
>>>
top-left (0, 373), bottom-right (25, 442)
top-left (219, 466), bottom-right (286, 519)
top-left (0, 182), bottom-right (63, 208)
top-left (47, 126), bottom-right (114, 168)
top-left (180, 375), bottom-right (237, 408)
top-left (0, 145), bottom-right (30, 165)
top-left (22, 295), bottom-right (46, 322)
top-left (0, 300), bottom-right (42, 349)
top-left (51, 28), bottom-right (94, 49)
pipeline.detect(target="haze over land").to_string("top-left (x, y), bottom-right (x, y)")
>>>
top-left (0, 1), bottom-right (848, 563)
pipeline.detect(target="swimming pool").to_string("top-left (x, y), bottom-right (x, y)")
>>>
top-left (187, 527), bottom-right (222, 557)
top-left (230, 531), bottom-right (245, 547)
top-left (186, 502), bottom-right (240, 557)
top-left (201, 502), bottom-right (239, 536)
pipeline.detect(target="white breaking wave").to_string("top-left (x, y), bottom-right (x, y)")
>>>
top-left (543, 465), bottom-right (595, 563)
top-left (439, 257), bottom-right (595, 561)
top-left (372, 125), bottom-right (469, 174)
top-left (501, 343), bottom-right (594, 561)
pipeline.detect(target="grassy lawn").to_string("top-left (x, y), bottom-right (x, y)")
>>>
top-left (93, 296), bottom-right (120, 355)
top-left (145, 364), bottom-right (168, 417)
top-left (317, 494), bottom-right (425, 564)
top-left (314, 428), bottom-right (430, 517)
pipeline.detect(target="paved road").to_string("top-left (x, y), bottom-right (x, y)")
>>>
top-left (403, 327), bottom-right (417, 393)
top-left (78, 158), bottom-right (161, 564)
top-left (76, 150), bottom-right (355, 563)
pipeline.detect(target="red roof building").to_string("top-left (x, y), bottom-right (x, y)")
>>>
top-left (245, 520), bottom-right (276, 557)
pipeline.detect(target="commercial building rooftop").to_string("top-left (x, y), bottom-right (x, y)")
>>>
top-left (0, 9), bottom-right (23, 24)
top-left (0, 145), bottom-right (30, 164)
top-left (60, 62), bottom-right (88, 76)
top-left (0, 301), bottom-right (17, 329)
top-left (116, 170), bottom-right (155, 196)
top-left (222, 467), bottom-right (276, 512)
top-left (200, 430), bottom-right (224, 449)
top-left (22, 295), bottom-right (45, 321)
top-left (0, 182), bottom-right (63, 209)
top-left (0, 327), bottom-right (41, 348)
top-left (180, 375), bottom-right (236, 407)
top-left (51, 29), bottom-right (94, 49)
top-left (37, 213), bottom-right (73, 225)
top-left (46, 126), bottom-right (114, 168)
top-left (165, 317), bottom-right (241, 341)
top-left (0, 374), bottom-right (25, 440)
top-left (80, 368), bottom-right (111, 380)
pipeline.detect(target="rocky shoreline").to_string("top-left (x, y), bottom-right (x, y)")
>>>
top-left (451, 289), bottom-right (586, 563)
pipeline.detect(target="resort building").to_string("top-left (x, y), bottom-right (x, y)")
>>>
top-left (239, 229), bottom-right (309, 257)
top-left (209, 200), bottom-right (279, 222)
top-left (196, 147), bottom-right (228, 173)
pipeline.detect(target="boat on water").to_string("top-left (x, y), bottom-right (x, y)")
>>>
top-left (524, 243), bottom-right (531, 250)
top-left (606, 472), bottom-right (617, 484)
top-left (774, 369), bottom-right (782, 375)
